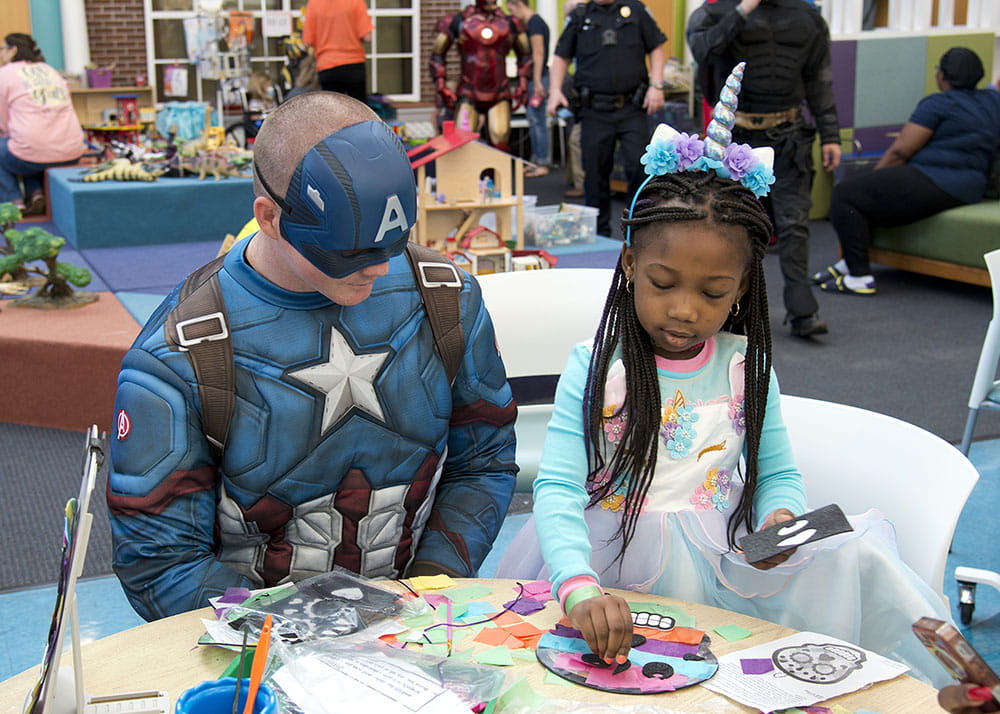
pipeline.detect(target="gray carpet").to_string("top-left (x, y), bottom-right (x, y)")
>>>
top-left (2, 166), bottom-right (996, 592)
top-left (1, 423), bottom-right (114, 591)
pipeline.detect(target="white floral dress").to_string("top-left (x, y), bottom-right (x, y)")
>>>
top-left (497, 334), bottom-right (954, 686)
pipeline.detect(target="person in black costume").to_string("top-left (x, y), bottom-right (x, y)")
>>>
top-left (687, 0), bottom-right (841, 339)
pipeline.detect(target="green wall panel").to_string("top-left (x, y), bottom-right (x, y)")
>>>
top-left (925, 33), bottom-right (995, 94)
top-left (853, 35), bottom-right (927, 129)
top-left (30, 0), bottom-right (63, 70)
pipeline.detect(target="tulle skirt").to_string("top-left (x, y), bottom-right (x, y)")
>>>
top-left (495, 507), bottom-right (954, 687)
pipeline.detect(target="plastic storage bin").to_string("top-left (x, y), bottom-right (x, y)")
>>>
top-left (532, 204), bottom-right (598, 247)
top-left (523, 204), bottom-right (559, 247)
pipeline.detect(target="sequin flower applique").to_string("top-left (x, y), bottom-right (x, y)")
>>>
top-left (661, 390), bottom-right (699, 459)
top-left (690, 467), bottom-right (733, 512)
top-left (603, 404), bottom-right (627, 444)
top-left (728, 395), bottom-right (745, 436)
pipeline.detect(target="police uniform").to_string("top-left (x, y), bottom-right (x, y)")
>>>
top-left (554, 0), bottom-right (666, 236)
top-left (688, 0), bottom-right (839, 324)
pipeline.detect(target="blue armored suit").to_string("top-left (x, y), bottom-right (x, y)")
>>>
top-left (108, 239), bottom-right (518, 620)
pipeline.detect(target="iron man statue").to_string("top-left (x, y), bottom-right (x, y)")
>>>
top-left (429, 0), bottom-right (532, 152)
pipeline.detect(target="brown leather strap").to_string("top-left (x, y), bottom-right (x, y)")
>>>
top-left (164, 255), bottom-right (234, 463)
top-left (404, 242), bottom-right (465, 385)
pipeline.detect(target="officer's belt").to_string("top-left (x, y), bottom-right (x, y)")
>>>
top-left (733, 107), bottom-right (801, 130)
top-left (588, 91), bottom-right (633, 111)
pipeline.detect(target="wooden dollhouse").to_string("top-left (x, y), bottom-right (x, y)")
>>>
top-left (407, 121), bottom-right (527, 253)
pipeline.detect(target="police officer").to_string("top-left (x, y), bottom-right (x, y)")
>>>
top-left (687, 0), bottom-right (841, 339)
top-left (547, 0), bottom-right (666, 238)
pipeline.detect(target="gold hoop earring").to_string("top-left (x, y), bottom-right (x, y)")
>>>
top-left (730, 300), bottom-right (741, 317)
top-left (626, 279), bottom-right (633, 295)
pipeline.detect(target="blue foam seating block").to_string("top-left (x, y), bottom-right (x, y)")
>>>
top-left (48, 167), bottom-right (253, 249)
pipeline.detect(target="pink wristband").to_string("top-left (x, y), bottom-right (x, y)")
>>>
top-left (558, 575), bottom-right (603, 614)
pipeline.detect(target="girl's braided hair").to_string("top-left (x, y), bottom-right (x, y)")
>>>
top-left (583, 171), bottom-right (774, 560)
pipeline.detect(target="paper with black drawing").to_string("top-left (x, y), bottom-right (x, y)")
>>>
top-left (701, 631), bottom-right (909, 711)
top-left (738, 504), bottom-right (853, 564)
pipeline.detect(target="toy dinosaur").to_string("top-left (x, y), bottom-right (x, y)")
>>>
top-left (80, 158), bottom-right (164, 182)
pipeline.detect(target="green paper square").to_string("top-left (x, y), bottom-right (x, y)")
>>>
top-left (444, 585), bottom-right (493, 602)
top-left (511, 649), bottom-right (538, 663)
top-left (713, 624), bottom-right (753, 641)
top-left (495, 676), bottom-right (548, 711)
top-left (420, 627), bottom-right (449, 644)
top-left (403, 612), bottom-right (435, 628)
top-left (476, 645), bottom-right (516, 666)
top-left (397, 629), bottom-right (430, 643)
top-left (544, 669), bottom-right (575, 687)
top-left (435, 601), bottom-right (469, 619)
top-left (421, 643), bottom-right (450, 657)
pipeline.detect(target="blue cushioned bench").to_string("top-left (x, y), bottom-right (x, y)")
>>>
top-left (48, 167), bottom-right (254, 249)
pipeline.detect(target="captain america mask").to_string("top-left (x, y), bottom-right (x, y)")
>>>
top-left (255, 120), bottom-right (418, 278)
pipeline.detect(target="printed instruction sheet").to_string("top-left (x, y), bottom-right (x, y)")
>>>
top-left (701, 630), bottom-right (909, 712)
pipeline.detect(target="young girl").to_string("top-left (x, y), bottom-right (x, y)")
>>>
top-left (497, 63), bottom-right (953, 686)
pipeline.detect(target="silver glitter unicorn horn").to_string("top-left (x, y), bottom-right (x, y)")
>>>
top-left (704, 61), bottom-right (745, 161)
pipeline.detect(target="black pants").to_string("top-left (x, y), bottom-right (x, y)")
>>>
top-left (830, 164), bottom-right (963, 276)
top-left (735, 121), bottom-right (818, 319)
top-left (579, 103), bottom-right (649, 237)
top-left (318, 63), bottom-right (367, 104)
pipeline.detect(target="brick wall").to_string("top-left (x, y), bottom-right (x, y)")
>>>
top-left (85, 0), bottom-right (148, 87)
top-left (420, 0), bottom-right (462, 103)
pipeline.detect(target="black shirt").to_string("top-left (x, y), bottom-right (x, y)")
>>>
top-left (554, 0), bottom-right (666, 95)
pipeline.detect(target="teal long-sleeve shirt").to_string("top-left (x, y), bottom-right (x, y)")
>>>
top-left (532, 335), bottom-right (808, 597)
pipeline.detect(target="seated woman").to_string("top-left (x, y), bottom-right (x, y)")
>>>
top-left (0, 33), bottom-right (84, 214)
top-left (812, 46), bottom-right (1000, 296)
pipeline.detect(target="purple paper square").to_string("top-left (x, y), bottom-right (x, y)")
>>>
top-left (740, 657), bottom-right (774, 675)
top-left (505, 596), bottom-right (546, 615)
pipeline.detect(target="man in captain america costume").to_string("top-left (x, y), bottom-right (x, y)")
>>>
top-left (429, 0), bottom-right (533, 152)
top-left (107, 92), bottom-right (518, 621)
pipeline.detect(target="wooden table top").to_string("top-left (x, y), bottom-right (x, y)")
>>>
top-left (0, 578), bottom-right (943, 713)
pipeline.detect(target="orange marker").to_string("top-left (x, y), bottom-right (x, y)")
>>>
top-left (242, 614), bottom-right (273, 714)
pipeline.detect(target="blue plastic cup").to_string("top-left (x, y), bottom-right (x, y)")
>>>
top-left (175, 677), bottom-right (277, 714)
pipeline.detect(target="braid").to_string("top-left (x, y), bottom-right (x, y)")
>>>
top-left (583, 171), bottom-right (774, 559)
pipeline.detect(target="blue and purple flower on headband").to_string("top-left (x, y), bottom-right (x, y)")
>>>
top-left (638, 124), bottom-right (776, 198)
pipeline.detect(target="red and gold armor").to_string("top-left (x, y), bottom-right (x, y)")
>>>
top-left (429, 0), bottom-right (532, 151)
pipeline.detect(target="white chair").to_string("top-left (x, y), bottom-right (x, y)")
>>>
top-left (478, 268), bottom-right (615, 491)
top-left (959, 248), bottom-right (1000, 455)
top-left (780, 394), bottom-right (979, 605)
top-left (953, 249), bottom-right (1000, 623)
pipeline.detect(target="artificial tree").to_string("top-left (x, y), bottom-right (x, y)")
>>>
top-left (0, 202), bottom-right (96, 308)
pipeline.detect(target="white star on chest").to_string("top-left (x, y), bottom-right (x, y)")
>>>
top-left (287, 328), bottom-right (389, 433)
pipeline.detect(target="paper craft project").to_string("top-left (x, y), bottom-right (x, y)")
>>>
top-left (738, 504), bottom-right (852, 563)
top-left (226, 567), bottom-right (411, 644)
top-left (701, 630), bottom-right (909, 712)
top-left (535, 606), bottom-right (718, 694)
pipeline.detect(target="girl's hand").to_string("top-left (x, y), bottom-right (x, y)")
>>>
top-left (938, 683), bottom-right (999, 712)
top-left (567, 593), bottom-right (634, 664)
top-left (747, 508), bottom-right (798, 570)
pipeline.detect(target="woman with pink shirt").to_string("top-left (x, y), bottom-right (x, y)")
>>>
top-left (0, 33), bottom-right (84, 214)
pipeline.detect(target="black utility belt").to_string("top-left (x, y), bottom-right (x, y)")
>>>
top-left (578, 85), bottom-right (644, 111)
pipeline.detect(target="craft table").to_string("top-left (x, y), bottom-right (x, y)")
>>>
top-left (0, 579), bottom-right (942, 713)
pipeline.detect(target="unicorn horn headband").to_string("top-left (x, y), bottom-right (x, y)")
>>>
top-left (625, 61), bottom-right (776, 246)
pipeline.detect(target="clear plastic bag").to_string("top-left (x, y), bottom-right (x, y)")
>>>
top-left (221, 567), bottom-right (429, 645)
top-left (266, 636), bottom-right (508, 713)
